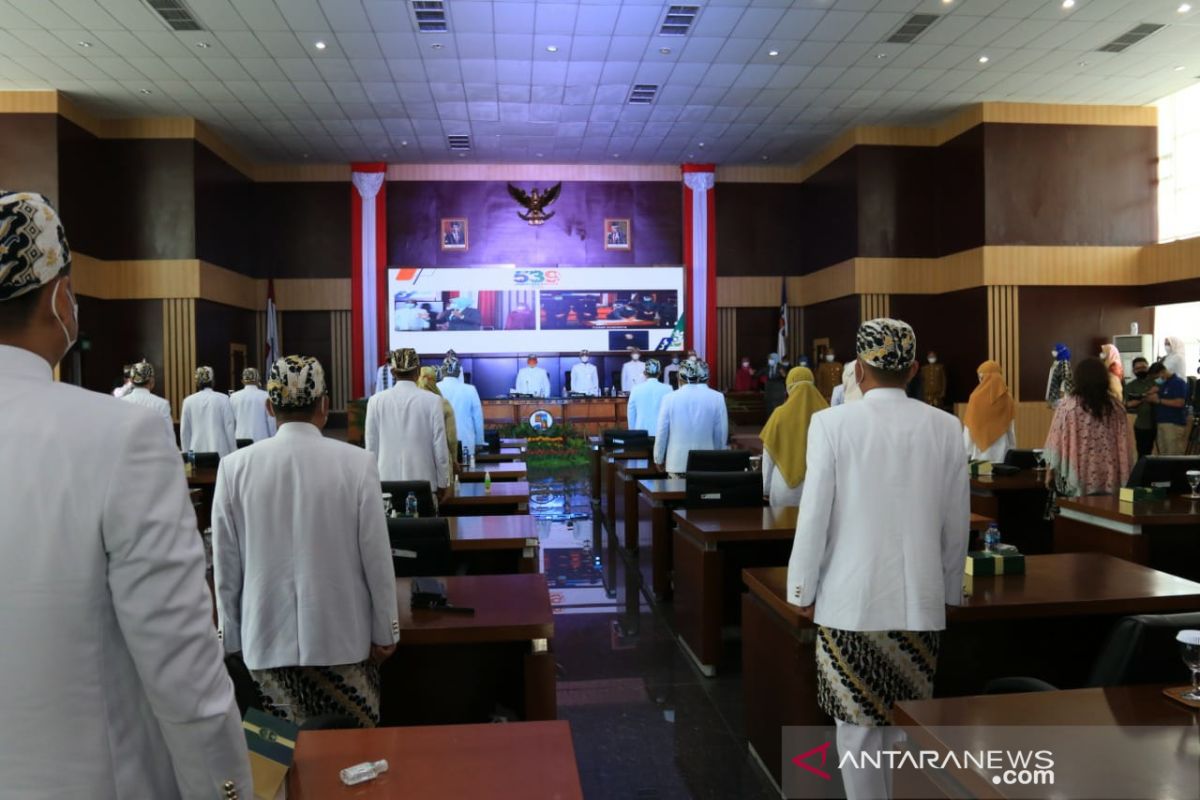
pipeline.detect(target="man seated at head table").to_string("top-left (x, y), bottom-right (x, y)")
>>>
top-left (787, 318), bottom-right (969, 800)
top-left (213, 355), bottom-right (399, 728)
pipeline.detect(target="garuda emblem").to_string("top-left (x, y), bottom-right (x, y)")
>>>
top-left (506, 182), bottom-right (562, 225)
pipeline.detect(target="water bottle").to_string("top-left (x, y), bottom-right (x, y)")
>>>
top-left (186, 449), bottom-right (196, 476)
top-left (405, 491), bottom-right (419, 518)
top-left (484, 471), bottom-right (492, 494)
top-left (468, 448), bottom-right (476, 470)
top-left (984, 523), bottom-right (1001, 553)
top-left (339, 759), bottom-right (388, 786)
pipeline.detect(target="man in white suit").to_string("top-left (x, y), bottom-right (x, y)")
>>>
top-left (653, 359), bottom-right (728, 476)
top-left (787, 318), bottom-right (969, 800)
top-left (120, 358), bottom-right (176, 447)
top-left (0, 190), bottom-right (251, 798)
top-left (570, 349), bottom-right (600, 396)
top-left (180, 365), bottom-right (237, 456)
top-left (229, 366), bottom-right (275, 443)
top-left (366, 347), bottom-right (451, 500)
top-left (620, 346), bottom-right (648, 394)
top-left (213, 356), bottom-right (398, 727)
top-left (437, 353), bottom-right (484, 458)
top-left (515, 354), bottom-right (551, 397)
top-left (626, 357), bottom-right (672, 432)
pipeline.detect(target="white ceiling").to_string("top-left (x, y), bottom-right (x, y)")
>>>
top-left (0, 0), bottom-right (1198, 165)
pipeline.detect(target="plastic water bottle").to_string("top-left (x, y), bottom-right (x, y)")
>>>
top-left (984, 523), bottom-right (1001, 553)
top-left (484, 471), bottom-right (492, 494)
top-left (339, 759), bottom-right (388, 786)
top-left (186, 449), bottom-right (196, 475)
top-left (405, 491), bottom-right (419, 518)
top-left (468, 448), bottom-right (476, 470)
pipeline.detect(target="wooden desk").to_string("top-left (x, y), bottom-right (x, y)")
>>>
top-left (600, 449), bottom-right (653, 525)
top-left (381, 574), bottom-right (555, 726)
top-left (460, 461), bottom-right (527, 482)
top-left (673, 506), bottom-right (797, 675)
top-left (636, 478), bottom-right (687, 600)
top-left (1056, 494), bottom-right (1200, 581)
top-left (447, 515), bottom-right (539, 574)
top-left (741, 553), bottom-right (1200, 789)
top-left (185, 466), bottom-right (217, 488)
top-left (613, 459), bottom-right (662, 550)
top-left (483, 398), bottom-right (628, 435)
top-left (894, 686), bottom-right (1199, 800)
top-left (475, 447), bottom-right (524, 463)
top-left (440, 480), bottom-right (529, 516)
top-left (970, 472), bottom-right (1051, 554)
top-left (289, 721), bottom-right (584, 799)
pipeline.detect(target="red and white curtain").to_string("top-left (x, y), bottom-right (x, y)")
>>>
top-left (682, 164), bottom-right (716, 363)
top-left (351, 163), bottom-right (387, 397)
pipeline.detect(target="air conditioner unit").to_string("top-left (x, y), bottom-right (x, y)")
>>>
top-left (1112, 334), bottom-right (1152, 381)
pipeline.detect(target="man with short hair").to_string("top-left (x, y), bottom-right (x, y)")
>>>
top-left (620, 346), bottom-right (647, 393)
top-left (627, 358), bottom-right (673, 432)
top-left (213, 356), bottom-right (398, 728)
top-left (653, 359), bottom-right (729, 476)
top-left (180, 366), bottom-right (237, 457)
top-left (1123, 357), bottom-right (1157, 457)
top-left (787, 318), bottom-right (969, 800)
top-left (516, 354), bottom-right (551, 397)
top-left (0, 189), bottom-right (251, 797)
top-left (230, 367), bottom-right (276, 444)
top-left (1146, 360), bottom-right (1188, 455)
top-left (437, 353), bottom-right (484, 458)
top-left (570, 349), bottom-right (600, 396)
top-left (121, 359), bottom-right (176, 447)
top-left (366, 348), bottom-right (451, 499)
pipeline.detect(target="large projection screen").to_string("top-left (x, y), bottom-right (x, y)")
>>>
top-left (386, 266), bottom-right (685, 354)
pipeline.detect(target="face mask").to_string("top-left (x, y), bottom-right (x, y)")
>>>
top-left (1051, 350), bottom-right (1059, 358)
top-left (741, 361), bottom-right (750, 368)
top-left (1165, 344), bottom-right (1173, 352)
top-left (1134, 370), bottom-right (1148, 379)
top-left (631, 353), bottom-right (640, 361)
top-left (825, 354), bottom-right (835, 363)
top-left (1154, 378), bottom-right (1165, 386)
top-left (580, 356), bottom-right (589, 363)
top-left (671, 357), bottom-right (679, 364)
top-left (52, 280), bottom-right (78, 352)
top-left (928, 356), bottom-right (937, 364)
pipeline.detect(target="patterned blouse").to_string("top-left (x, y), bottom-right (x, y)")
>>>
top-left (1044, 395), bottom-right (1133, 497)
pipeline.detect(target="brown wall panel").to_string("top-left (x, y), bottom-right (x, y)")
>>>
top-left (75, 297), bottom-right (163, 395)
top-left (856, 146), bottom-right (938, 258)
top-left (891, 288), bottom-right (989, 404)
top-left (195, 299), bottom-right (256, 393)
top-left (716, 183), bottom-right (804, 276)
top-left (0, 114), bottom-right (58, 200)
top-left (195, 142), bottom-right (254, 276)
top-left (984, 123), bottom-right (1156, 247)
top-left (1016, 286), bottom-right (1153, 402)
top-left (799, 295), bottom-right (859, 364)
top-left (280, 311), bottom-right (335, 392)
top-left (735, 307), bottom-right (780, 366)
top-left (255, 182), bottom-right (351, 278)
top-left (106, 139), bottom-right (195, 260)
top-left (56, 117), bottom-right (108, 256)
top-left (1140, 277), bottom-right (1200, 308)
top-left (798, 150), bottom-right (858, 275)
top-left (935, 126), bottom-right (986, 256)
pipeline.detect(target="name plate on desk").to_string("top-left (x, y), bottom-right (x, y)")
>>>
top-left (965, 550), bottom-right (1026, 576)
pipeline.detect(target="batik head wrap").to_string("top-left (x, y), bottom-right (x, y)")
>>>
top-left (0, 190), bottom-right (71, 302)
top-left (267, 355), bottom-right (326, 409)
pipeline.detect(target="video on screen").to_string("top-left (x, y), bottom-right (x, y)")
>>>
top-left (539, 290), bottom-right (679, 331)
top-left (392, 290), bottom-right (538, 332)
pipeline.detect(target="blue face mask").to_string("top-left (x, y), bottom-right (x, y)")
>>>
top-left (1154, 378), bottom-right (1165, 386)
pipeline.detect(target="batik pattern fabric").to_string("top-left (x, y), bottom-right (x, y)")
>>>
top-left (195, 366), bottom-right (215, 385)
top-left (815, 626), bottom-right (940, 727)
top-left (251, 661), bottom-right (380, 728)
top-left (241, 367), bottom-right (259, 384)
top-left (130, 360), bottom-right (154, 385)
top-left (389, 347), bottom-right (420, 372)
top-left (0, 190), bottom-right (71, 301)
top-left (1045, 360), bottom-right (1074, 408)
top-left (267, 355), bottom-right (326, 409)
top-left (856, 318), bottom-right (916, 371)
top-left (1043, 395), bottom-right (1132, 498)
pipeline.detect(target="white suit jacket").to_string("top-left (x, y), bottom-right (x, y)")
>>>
top-left (365, 380), bottom-right (451, 488)
top-left (180, 388), bottom-right (237, 456)
top-left (627, 377), bottom-right (672, 432)
top-left (438, 376), bottom-right (485, 452)
top-left (212, 423), bottom-right (399, 670)
top-left (0, 345), bottom-right (251, 799)
top-left (121, 385), bottom-right (176, 448)
top-left (230, 385), bottom-right (276, 442)
top-left (516, 366), bottom-right (550, 397)
top-left (653, 383), bottom-right (729, 474)
top-left (787, 388), bottom-right (970, 631)
top-left (571, 362), bottom-right (600, 396)
top-left (621, 360), bottom-right (647, 393)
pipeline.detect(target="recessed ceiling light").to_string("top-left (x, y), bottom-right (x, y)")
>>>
top-left (1175, 65), bottom-right (1186, 71)
top-left (431, 42), bottom-right (444, 50)
top-left (77, 41), bottom-right (92, 48)
top-left (942, 0), bottom-right (953, 4)
top-left (1179, 3), bottom-right (1192, 13)
top-left (458, 152), bottom-right (466, 158)
top-left (978, 55), bottom-right (990, 64)
top-left (314, 40), bottom-right (326, 50)
top-left (768, 49), bottom-right (779, 57)
top-left (195, 41), bottom-right (211, 49)
top-left (536, 152), bottom-right (543, 158)
top-left (688, 153), bottom-right (695, 158)
top-left (1061, 0), bottom-right (1075, 9)
top-left (659, 47), bottom-right (671, 55)
top-left (400, 140), bottom-right (409, 147)
top-left (139, 88), bottom-right (152, 95)
top-left (546, 45), bottom-right (558, 53)
top-left (876, 52), bottom-right (887, 59)
top-left (761, 155), bottom-right (769, 161)
top-left (1078, 61), bottom-right (1089, 67)
top-left (698, 142), bottom-right (705, 148)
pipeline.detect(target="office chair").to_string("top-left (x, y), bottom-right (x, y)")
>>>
top-left (387, 517), bottom-right (453, 578)
top-left (236, 438), bottom-right (254, 449)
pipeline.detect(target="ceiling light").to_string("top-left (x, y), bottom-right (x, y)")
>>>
top-left (301, 153), bottom-right (309, 159)
top-left (401, 140), bottom-right (409, 147)
top-left (195, 41), bottom-right (211, 49)
top-left (314, 40), bottom-right (326, 50)
top-left (688, 153), bottom-right (695, 158)
top-left (77, 41), bottom-right (92, 48)
top-left (978, 55), bottom-right (990, 63)
top-left (546, 45), bottom-right (558, 53)
top-left (1078, 61), bottom-right (1089, 66)
top-left (768, 49), bottom-right (779, 57)
top-left (431, 42), bottom-right (444, 50)
top-left (1179, 3), bottom-right (1192, 13)
top-left (1061, 0), bottom-right (1075, 8)
top-left (761, 155), bottom-right (769, 161)
top-left (536, 152), bottom-right (543, 158)
top-left (698, 142), bottom-right (705, 147)
top-left (659, 47), bottom-right (671, 55)
top-left (139, 88), bottom-right (152, 95)
top-left (612, 153), bottom-right (620, 159)
top-left (942, 0), bottom-right (953, 4)
top-left (1175, 65), bottom-right (1186, 71)
top-left (876, 52), bottom-right (887, 59)
top-left (458, 152), bottom-right (466, 158)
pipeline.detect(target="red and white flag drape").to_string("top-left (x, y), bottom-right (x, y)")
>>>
top-left (351, 163), bottom-right (387, 397)
top-left (682, 164), bottom-right (716, 363)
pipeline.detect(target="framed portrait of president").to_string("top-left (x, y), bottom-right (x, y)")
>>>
top-left (440, 218), bottom-right (468, 251)
top-left (604, 218), bottom-right (631, 251)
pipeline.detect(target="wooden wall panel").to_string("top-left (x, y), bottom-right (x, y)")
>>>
top-left (953, 401), bottom-right (1056, 451)
top-left (859, 294), bottom-right (890, 321)
top-left (717, 308), bottom-right (737, 391)
top-left (0, 114), bottom-right (59, 200)
top-left (330, 310), bottom-right (352, 411)
top-left (891, 288), bottom-right (989, 404)
top-left (987, 286), bottom-right (1021, 400)
top-left (715, 276), bottom-right (781, 307)
top-left (716, 183), bottom-right (804, 276)
top-left (162, 298), bottom-right (195, 420)
top-left (802, 295), bottom-right (860, 365)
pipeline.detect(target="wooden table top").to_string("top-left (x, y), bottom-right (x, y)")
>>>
top-left (970, 472), bottom-right (1048, 492)
top-left (1059, 494), bottom-right (1200, 526)
top-left (673, 506), bottom-right (798, 543)
top-left (744, 553), bottom-right (1200, 631)
top-left (895, 686), bottom-right (1199, 800)
top-left (396, 574), bottom-right (553, 644)
top-left (288, 721), bottom-right (584, 800)
top-left (474, 447), bottom-right (524, 462)
top-left (616, 459), bottom-right (661, 476)
top-left (446, 515), bottom-right (537, 551)
top-left (460, 461), bottom-right (527, 481)
top-left (443, 480), bottom-right (530, 505)
top-left (186, 467), bottom-right (217, 487)
top-left (638, 477), bottom-right (687, 501)
top-left (606, 450), bottom-right (653, 463)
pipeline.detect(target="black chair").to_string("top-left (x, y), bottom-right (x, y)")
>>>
top-left (686, 449), bottom-right (750, 473)
top-left (181, 451), bottom-right (221, 469)
top-left (684, 471), bottom-right (764, 509)
top-left (984, 611), bottom-right (1200, 694)
top-left (387, 517), bottom-right (453, 578)
top-left (602, 429), bottom-right (648, 447)
top-left (479, 429), bottom-right (501, 454)
top-left (381, 481), bottom-right (437, 518)
top-left (236, 438), bottom-right (254, 449)
top-left (1003, 449), bottom-right (1039, 470)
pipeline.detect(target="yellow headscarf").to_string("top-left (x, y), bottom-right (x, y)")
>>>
top-left (418, 366), bottom-right (457, 463)
top-left (417, 366), bottom-right (442, 395)
top-left (963, 360), bottom-right (1015, 452)
top-left (759, 367), bottom-right (829, 487)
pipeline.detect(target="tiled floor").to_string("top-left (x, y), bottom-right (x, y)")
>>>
top-left (547, 512), bottom-right (780, 800)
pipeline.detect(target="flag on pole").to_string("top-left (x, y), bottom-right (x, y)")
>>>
top-left (264, 278), bottom-right (279, 373)
top-left (777, 281), bottom-right (788, 360)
